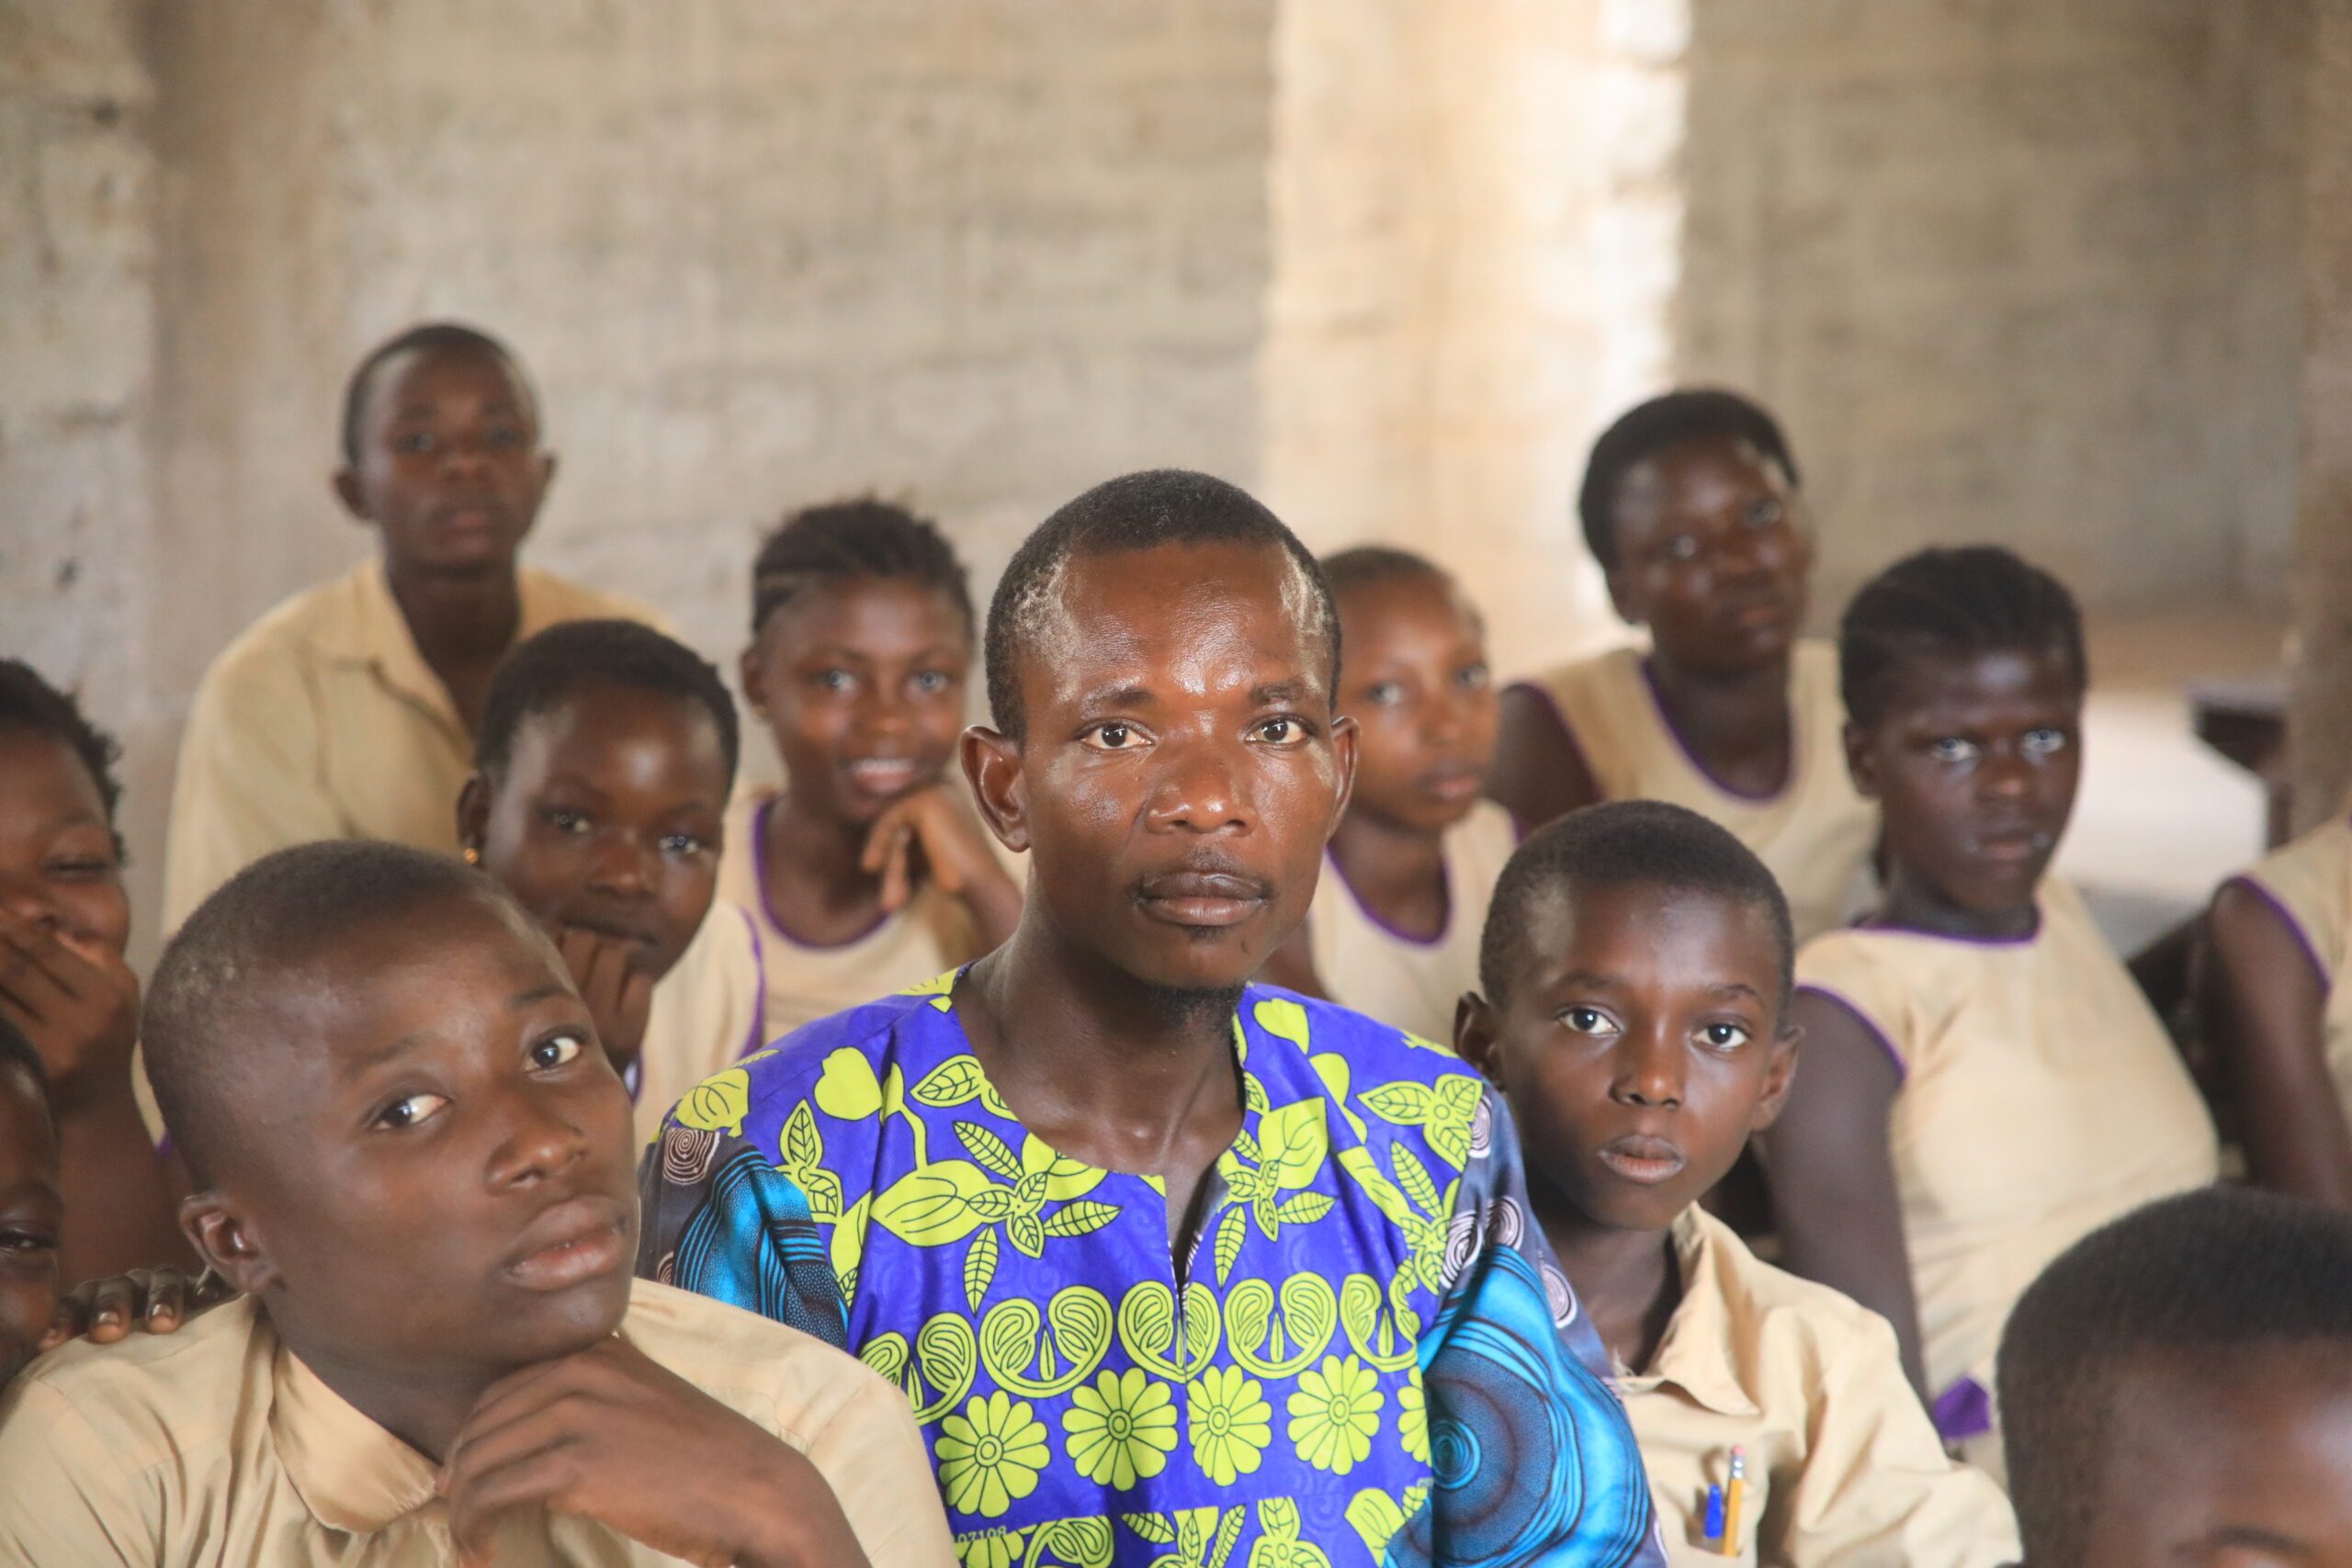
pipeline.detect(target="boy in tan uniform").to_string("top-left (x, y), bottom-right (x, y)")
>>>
top-left (164, 323), bottom-right (662, 931)
top-left (1461, 802), bottom-right (2017, 1565)
top-left (0, 840), bottom-right (952, 1567)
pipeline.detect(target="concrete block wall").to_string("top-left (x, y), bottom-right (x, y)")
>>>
top-left (1676, 0), bottom-right (2309, 626)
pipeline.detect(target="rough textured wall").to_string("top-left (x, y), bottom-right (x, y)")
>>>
top-left (1677, 0), bottom-right (2308, 624)
top-left (26, 0), bottom-right (1275, 953)
top-left (0, 0), bottom-right (161, 928)
top-left (2289, 0), bottom-right (2352, 831)
top-left (1259, 0), bottom-right (1687, 675)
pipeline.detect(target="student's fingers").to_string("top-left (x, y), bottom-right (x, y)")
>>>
top-left (444, 1424), bottom-right (589, 1566)
top-left (859, 803), bottom-right (914, 876)
top-left (0, 917), bottom-right (92, 1005)
top-left (134, 1268), bottom-right (192, 1332)
top-left (0, 921), bottom-right (74, 1021)
top-left (877, 824), bottom-right (912, 913)
top-left (52, 1271), bottom-right (145, 1345)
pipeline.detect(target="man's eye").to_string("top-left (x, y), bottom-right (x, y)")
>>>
top-left (662, 832), bottom-right (710, 857)
top-left (394, 432), bottom-right (435, 455)
top-left (1256, 716), bottom-right (1306, 745)
top-left (1559, 1007), bottom-right (1618, 1037)
top-left (1363, 682), bottom-right (1405, 708)
top-left (812, 670), bottom-right (854, 694)
top-left (545, 808), bottom-right (590, 834)
top-left (2021, 728), bottom-right (2069, 758)
top-left (1455, 662), bottom-right (1490, 691)
top-left (911, 671), bottom-right (952, 694)
top-left (44, 856), bottom-right (113, 879)
top-left (1661, 535), bottom-right (1701, 562)
top-left (374, 1092), bottom-right (450, 1132)
top-left (529, 1032), bottom-right (587, 1072)
top-left (1928, 738), bottom-right (1977, 763)
top-left (1085, 722), bottom-right (1140, 750)
top-left (1700, 1021), bottom-right (1752, 1052)
top-left (0, 1228), bottom-right (58, 1258)
top-left (1746, 497), bottom-right (1784, 528)
top-left (484, 425), bottom-right (525, 449)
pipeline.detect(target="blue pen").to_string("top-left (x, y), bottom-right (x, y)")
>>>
top-left (1703, 1483), bottom-right (1726, 1544)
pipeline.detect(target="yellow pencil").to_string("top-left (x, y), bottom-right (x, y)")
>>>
top-left (1720, 1446), bottom-right (1747, 1553)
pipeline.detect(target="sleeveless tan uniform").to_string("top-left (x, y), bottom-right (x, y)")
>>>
top-left (1520, 640), bottom-right (1877, 942)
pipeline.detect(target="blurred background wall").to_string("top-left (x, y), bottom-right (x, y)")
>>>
top-left (3, 0), bottom-right (2345, 959)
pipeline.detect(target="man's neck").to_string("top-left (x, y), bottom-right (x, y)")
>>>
top-left (957, 913), bottom-right (1247, 1274)
top-left (383, 555), bottom-right (525, 669)
top-left (1532, 1187), bottom-right (1680, 1376)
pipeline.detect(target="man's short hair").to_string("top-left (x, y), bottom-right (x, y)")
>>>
top-left (1477, 800), bottom-right (1794, 1008)
top-left (143, 840), bottom-right (530, 1185)
top-left (1999, 1187), bottom-right (2352, 1565)
top-left (982, 469), bottom-right (1339, 739)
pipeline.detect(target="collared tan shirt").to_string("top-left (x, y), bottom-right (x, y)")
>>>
top-left (629, 901), bottom-right (766, 1146)
top-left (1517, 641), bottom-right (1879, 942)
top-left (0, 1280), bottom-right (956, 1567)
top-left (163, 558), bottom-right (665, 931)
top-left (1302, 798), bottom-right (1519, 1042)
top-left (1619, 1208), bottom-right (2018, 1566)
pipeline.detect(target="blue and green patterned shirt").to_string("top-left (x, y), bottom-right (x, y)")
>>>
top-left (638, 974), bottom-right (1661, 1568)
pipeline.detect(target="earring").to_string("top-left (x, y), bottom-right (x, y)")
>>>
top-left (463, 845), bottom-right (481, 865)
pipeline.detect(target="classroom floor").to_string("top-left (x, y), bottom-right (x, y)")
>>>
top-left (2057, 603), bottom-right (2282, 953)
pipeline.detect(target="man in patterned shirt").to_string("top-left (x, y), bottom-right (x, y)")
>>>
top-left (639, 470), bottom-right (1662, 1568)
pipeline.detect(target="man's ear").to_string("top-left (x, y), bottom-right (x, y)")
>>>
top-left (1842, 720), bottom-right (1880, 798)
top-left (456, 773), bottom-right (492, 858)
top-left (1325, 714), bottom-right (1360, 840)
top-left (181, 1190), bottom-right (279, 1299)
top-left (1748, 1020), bottom-right (1804, 1134)
top-left (963, 726), bottom-right (1029, 853)
top-left (332, 466), bottom-right (368, 523)
top-left (1454, 991), bottom-right (1504, 1081)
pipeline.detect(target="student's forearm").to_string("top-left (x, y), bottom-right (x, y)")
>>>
top-left (55, 1092), bottom-right (187, 1284)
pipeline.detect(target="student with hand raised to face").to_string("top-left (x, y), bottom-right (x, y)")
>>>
top-left (458, 619), bottom-right (765, 1146)
top-left (163, 322), bottom-right (664, 931)
top-left (1459, 803), bottom-right (2017, 1565)
top-left (1763, 547), bottom-right (2217, 1478)
top-left (0, 661), bottom-right (181, 1283)
top-left (641, 470), bottom-right (1666, 1568)
top-left (731, 500), bottom-right (1023, 1034)
top-left (1263, 547), bottom-right (1515, 1043)
top-left (0, 841), bottom-right (952, 1568)
top-left (1490, 391), bottom-right (1876, 943)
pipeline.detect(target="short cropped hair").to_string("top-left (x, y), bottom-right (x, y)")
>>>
top-left (0, 660), bottom-right (124, 859)
top-left (1838, 545), bottom-right (2086, 729)
top-left (340, 321), bottom-right (537, 467)
top-left (984, 469), bottom-right (1338, 739)
top-left (0, 1012), bottom-right (48, 1121)
top-left (1999, 1187), bottom-right (2352, 1566)
top-left (472, 619), bottom-right (740, 789)
top-left (1320, 545), bottom-right (1447, 599)
top-left (1478, 800), bottom-right (1794, 1008)
top-left (750, 497), bottom-right (974, 640)
top-left (143, 840), bottom-right (531, 1186)
top-left (1577, 389), bottom-right (1800, 570)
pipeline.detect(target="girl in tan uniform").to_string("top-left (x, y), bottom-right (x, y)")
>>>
top-left (1267, 547), bottom-right (1516, 1041)
top-left (1762, 547), bottom-right (2218, 1478)
top-left (1491, 390), bottom-right (1876, 942)
top-left (2203, 812), bottom-right (2352, 1207)
top-left (730, 501), bottom-right (1023, 1033)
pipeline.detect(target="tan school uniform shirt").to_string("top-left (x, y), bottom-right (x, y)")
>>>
top-left (718, 791), bottom-right (1007, 1037)
top-left (1517, 640), bottom-right (1878, 942)
top-left (163, 558), bottom-right (665, 931)
top-left (2234, 816), bottom-right (2352, 1122)
top-left (1792, 879), bottom-right (2219, 1460)
top-left (1621, 1207), bottom-right (2018, 1567)
top-left (1302, 799), bottom-right (1519, 1042)
top-left (0, 1280), bottom-right (956, 1568)
top-left (627, 900), bottom-right (767, 1146)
